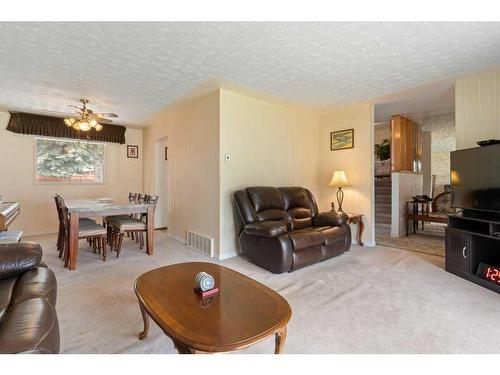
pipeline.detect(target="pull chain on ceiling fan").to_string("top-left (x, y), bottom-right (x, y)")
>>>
top-left (64, 98), bottom-right (118, 132)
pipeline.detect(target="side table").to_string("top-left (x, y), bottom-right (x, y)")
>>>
top-left (346, 213), bottom-right (364, 246)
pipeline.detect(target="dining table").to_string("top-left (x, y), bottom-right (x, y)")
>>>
top-left (65, 199), bottom-right (155, 270)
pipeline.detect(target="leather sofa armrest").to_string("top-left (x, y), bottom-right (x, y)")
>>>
top-left (244, 221), bottom-right (288, 237)
top-left (313, 211), bottom-right (348, 226)
top-left (0, 242), bottom-right (43, 279)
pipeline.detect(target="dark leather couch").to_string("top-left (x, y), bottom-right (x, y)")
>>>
top-left (0, 242), bottom-right (60, 354)
top-left (234, 186), bottom-right (351, 273)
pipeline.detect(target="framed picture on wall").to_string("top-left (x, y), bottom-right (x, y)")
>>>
top-left (127, 145), bottom-right (139, 158)
top-left (330, 129), bottom-right (354, 151)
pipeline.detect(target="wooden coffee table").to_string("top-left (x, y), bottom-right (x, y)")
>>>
top-left (134, 262), bottom-right (292, 354)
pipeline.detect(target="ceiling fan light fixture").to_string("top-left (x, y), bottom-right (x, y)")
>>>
top-left (63, 98), bottom-right (117, 132)
top-left (78, 121), bottom-right (91, 131)
top-left (64, 118), bottom-right (75, 127)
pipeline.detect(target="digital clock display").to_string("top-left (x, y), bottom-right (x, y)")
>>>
top-left (476, 263), bottom-right (500, 285)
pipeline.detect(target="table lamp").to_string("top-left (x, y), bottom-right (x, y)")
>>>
top-left (328, 170), bottom-right (349, 212)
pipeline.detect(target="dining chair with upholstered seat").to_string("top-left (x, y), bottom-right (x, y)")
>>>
top-left (54, 194), bottom-right (97, 256)
top-left (103, 192), bottom-right (139, 241)
top-left (107, 195), bottom-right (158, 257)
top-left (56, 196), bottom-right (109, 265)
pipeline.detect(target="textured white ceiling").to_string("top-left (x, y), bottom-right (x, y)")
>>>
top-left (374, 80), bottom-right (455, 122)
top-left (0, 22), bottom-right (499, 125)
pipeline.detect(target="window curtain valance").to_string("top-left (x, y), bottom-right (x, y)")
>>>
top-left (7, 112), bottom-right (126, 144)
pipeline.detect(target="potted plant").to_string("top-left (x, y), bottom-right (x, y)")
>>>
top-left (375, 138), bottom-right (390, 161)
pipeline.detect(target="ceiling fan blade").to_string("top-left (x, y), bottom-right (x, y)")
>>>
top-left (96, 112), bottom-right (118, 118)
top-left (96, 118), bottom-right (113, 124)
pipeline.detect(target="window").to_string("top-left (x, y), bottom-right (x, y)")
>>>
top-left (35, 138), bottom-right (105, 184)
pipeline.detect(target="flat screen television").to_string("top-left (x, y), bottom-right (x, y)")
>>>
top-left (450, 143), bottom-right (500, 213)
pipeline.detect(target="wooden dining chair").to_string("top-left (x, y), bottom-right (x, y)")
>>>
top-left (103, 192), bottom-right (139, 242)
top-left (54, 194), bottom-right (96, 257)
top-left (103, 193), bottom-right (138, 225)
top-left (108, 195), bottom-right (158, 257)
top-left (56, 196), bottom-right (109, 265)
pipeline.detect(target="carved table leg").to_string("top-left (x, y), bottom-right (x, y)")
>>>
top-left (358, 217), bottom-right (364, 246)
top-left (138, 301), bottom-right (150, 340)
top-left (275, 326), bottom-right (287, 354)
top-left (172, 340), bottom-right (208, 354)
top-left (173, 340), bottom-right (192, 354)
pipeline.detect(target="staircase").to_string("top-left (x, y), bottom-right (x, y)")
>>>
top-left (375, 177), bottom-right (392, 235)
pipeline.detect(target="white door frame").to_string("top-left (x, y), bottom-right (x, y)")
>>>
top-left (154, 136), bottom-right (168, 229)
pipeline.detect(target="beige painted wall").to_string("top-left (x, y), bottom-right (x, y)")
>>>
top-left (391, 172), bottom-right (423, 237)
top-left (319, 105), bottom-right (375, 246)
top-left (219, 89), bottom-right (320, 258)
top-left (0, 111), bottom-right (143, 236)
top-left (142, 91), bottom-right (220, 252)
top-left (456, 69), bottom-right (500, 150)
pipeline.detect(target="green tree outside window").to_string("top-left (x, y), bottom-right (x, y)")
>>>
top-left (36, 138), bottom-right (104, 183)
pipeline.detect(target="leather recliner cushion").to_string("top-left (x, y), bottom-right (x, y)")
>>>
top-left (280, 187), bottom-right (311, 209)
top-left (246, 187), bottom-right (285, 213)
top-left (256, 209), bottom-right (289, 223)
top-left (286, 207), bottom-right (312, 230)
top-left (280, 187), bottom-right (313, 230)
top-left (11, 267), bottom-right (57, 306)
top-left (0, 276), bottom-right (17, 324)
top-left (244, 221), bottom-right (288, 237)
top-left (287, 229), bottom-right (325, 250)
top-left (0, 242), bottom-right (42, 279)
top-left (0, 298), bottom-right (59, 354)
top-left (315, 225), bottom-right (349, 245)
top-left (292, 245), bottom-right (324, 270)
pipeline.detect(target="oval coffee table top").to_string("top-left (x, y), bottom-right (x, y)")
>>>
top-left (134, 262), bottom-right (292, 353)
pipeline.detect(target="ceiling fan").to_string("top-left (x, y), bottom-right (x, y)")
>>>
top-left (64, 98), bottom-right (118, 132)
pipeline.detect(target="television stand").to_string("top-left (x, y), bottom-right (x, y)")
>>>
top-left (446, 214), bottom-right (500, 294)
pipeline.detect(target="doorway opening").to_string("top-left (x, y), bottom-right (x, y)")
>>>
top-left (373, 81), bottom-right (456, 257)
top-left (154, 137), bottom-right (168, 230)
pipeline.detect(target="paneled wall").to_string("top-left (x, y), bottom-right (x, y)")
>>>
top-left (218, 89), bottom-right (320, 259)
top-left (318, 105), bottom-right (375, 246)
top-left (142, 91), bottom-right (220, 252)
top-left (0, 111), bottom-right (144, 236)
top-left (456, 70), bottom-right (500, 150)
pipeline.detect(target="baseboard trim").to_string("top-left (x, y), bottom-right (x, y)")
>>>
top-left (218, 251), bottom-right (239, 260)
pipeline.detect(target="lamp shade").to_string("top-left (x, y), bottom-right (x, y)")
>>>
top-left (328, 170), bottom-right (349, 187)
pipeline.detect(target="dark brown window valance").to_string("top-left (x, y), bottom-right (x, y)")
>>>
top-left (7, 112), bottom-right (126, 144)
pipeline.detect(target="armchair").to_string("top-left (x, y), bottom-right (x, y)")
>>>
top-left (0, 242), bottom-right (60, 354)
top-left (234, 187), bottom-right (351, 273)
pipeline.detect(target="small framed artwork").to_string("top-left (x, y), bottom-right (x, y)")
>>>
top-left (127, 145), bottom-right (139, 158)
top-left (330, 129), bottom-right (354, 151)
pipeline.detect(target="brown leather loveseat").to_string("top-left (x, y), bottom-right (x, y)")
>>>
top-left (0, 242), bottom-right (60, 354)
top-left (234, 187), bottom-right (351, 273)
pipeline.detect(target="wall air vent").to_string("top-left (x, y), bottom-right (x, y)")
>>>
top-left (186, 230), bottom-right (214, 258)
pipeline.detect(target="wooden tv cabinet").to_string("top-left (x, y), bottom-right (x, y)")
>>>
top-left (445, 214), bottom-right (500, 294)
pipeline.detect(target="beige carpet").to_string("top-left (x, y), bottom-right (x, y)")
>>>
top-left (27, 231), bottom-right (500, 354)
top-left (376, 230), bottom-right (445, 257)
